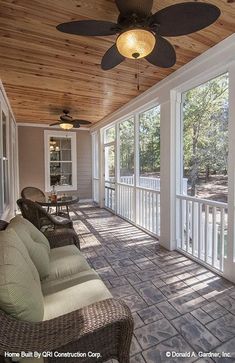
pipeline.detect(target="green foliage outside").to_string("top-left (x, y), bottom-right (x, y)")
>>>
top-left (139, 107), bottom-right (160, 175)
top-left (183, 73), bottom-right (229, 196)
top-left (120, 118), bottom-right (135, 176)
top-left (119, 107), bottom-right (161, 177)
top-left (106, 74), bottom-right (228, 199)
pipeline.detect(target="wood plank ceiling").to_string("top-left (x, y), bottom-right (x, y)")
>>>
top-left (0, 0), bottom-right (234, 126)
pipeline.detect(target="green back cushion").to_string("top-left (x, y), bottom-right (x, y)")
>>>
top-left (0, 229), bottom-right (44, 322)
top-left (8, 216), bottom-right (50, 279)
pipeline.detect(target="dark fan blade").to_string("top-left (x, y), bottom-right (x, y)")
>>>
top-left (73, 119), bottom-right (92, 125)
top-left (71, 121), bottom-right (81, 129)
top-left (150, 2), bottom-right (220, 37)
top-left (50, 122), bottom-right (61, 126)
top-left (101, 44), bottom-right (125, 70)
top-left (60, 114), bottom-right (72, 122)
top-left (115, 0), bottom-right (153, 17)
top-left (145, 36), bottom-right (176, 68)
top-left (56, 20), bottom-right (118, 36)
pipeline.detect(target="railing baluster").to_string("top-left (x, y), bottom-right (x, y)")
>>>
top-left (143, 190), bottom-right (146, 229)
top-left (220, 207), bottom-right (225, 272)
top-left (121, 185), bottom-right (123, 216)
top-left (126, 186), bottom-right (128, 219)
top-left (132, 188), bottom-right (134, 221)
top-left (212, 206), bottom-right (217, 268)
top-left (186, 200), bottom-right (189, 252)
top-left (141, 189), bottom-right (143, 226)
top-left (129, 187), bottom-right (131, 220)
top-left (107, 187), bottom-right (109, 208)
top-left (198, 203), bottom-right (202, 259)
top-left (205, 204), bottom-right (209, 263)
top-left (152, 193), bottom-right (154, 233)
top-left (192, 201), bottom-right (195, 256)
top-left (127, 186), bottom-right (129, 219)
top-left (141, 189), bottom-right (143, 227)
top-left (156, 193), bottom-right (159, 235)
top-left (180, 198), bottom-right (184, 250)
top-left (151, 192), bottom-right (154, 233)
top-left (147, 191), bottom-right (150, 231)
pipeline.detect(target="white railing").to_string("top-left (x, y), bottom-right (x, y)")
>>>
top-left (177, 194), bottom-right (228, 272)
top-left (107, 175), bottom-right (182, 237)
top-left (136, 187), bottom-right (160, 236)
top-left (116, 183), bottom-right (135, 222)
top-left (117, 175), bottom-right (188, 194)
top-left (118, 175), bottom-right (160, 189)
top-left (92, 178), bottom-right (99, 203)
top-left (115, 183), bottom-right (160, 237)
top-left (105, 182), bottom-right (115, 211)
top-left (139, 177), bottom-right (160, 190)
top-left (120, 176), bottom-right (134, 185)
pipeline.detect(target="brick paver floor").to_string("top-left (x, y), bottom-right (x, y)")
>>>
top-left (71, 203), bottom-right (235, 363)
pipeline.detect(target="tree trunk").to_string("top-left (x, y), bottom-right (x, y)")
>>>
top-left (190, 125), bottom-right (198, 196)
top-left (205, 165), bottom-right (210, 182)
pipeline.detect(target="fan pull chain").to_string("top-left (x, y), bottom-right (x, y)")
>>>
top-left (135, 59), bottom-right (140, 91)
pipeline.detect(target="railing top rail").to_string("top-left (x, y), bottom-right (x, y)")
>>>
top-left (136, 185), bottom-right (161, 194)
top-left (139, 176), bottom-right (160, 180)
top-left (116, 182), bottom-right (161, 194)
top-left (117, 181), bottom-right (134, 187)
top-left (177, 194), bottom-right (227, 208)
top-left (105, 186), bottom-right (115, 191)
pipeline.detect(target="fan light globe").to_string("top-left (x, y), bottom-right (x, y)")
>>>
top-left (116, 29), bottom-right (156, 59)
top-left (60, 123), bottom-right (73, 130)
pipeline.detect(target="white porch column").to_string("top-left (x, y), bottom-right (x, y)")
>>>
top-left (99, 129), bottom-right (105, 208)
top-left (159, 98), bottom-right (177, 251)
top-left (224, 62), bottom-right (235, 283)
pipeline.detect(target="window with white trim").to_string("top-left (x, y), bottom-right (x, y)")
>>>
top-left (0, 94), bottom-right (10, 216)
top-left (44, 130), bottom-right (77, 192)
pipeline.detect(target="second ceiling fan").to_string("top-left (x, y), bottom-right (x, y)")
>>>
top-left (50, 110), bottom-right (92, 130)
top-left (57, 0), bottom-right (220, 70)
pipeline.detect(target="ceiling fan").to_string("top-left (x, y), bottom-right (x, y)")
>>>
top-left (56, 0), bottom-right (220, 70)
top-left (50, 110), bottom-right (92, 130)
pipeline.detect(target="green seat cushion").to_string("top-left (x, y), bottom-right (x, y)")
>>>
top-left (43, 245), bottom-right (91, 283)
top-left (42, 269), bottom-right (100, 296)
top-left (43, 271), bottom-right (112, 320)
top-left (8, 216), bottom-right (50, 279)
top-left (0, 229), bottom-right (44, 322)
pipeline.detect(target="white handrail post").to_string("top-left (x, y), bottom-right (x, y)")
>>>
top-left (115, 123), bottom-right (120, 215)
top-left (134, 113), bottom-right (139, 225)
top-left (99, 129), bottom-right (105, 208)
top-left (160, 94), bottom-right (178, 250)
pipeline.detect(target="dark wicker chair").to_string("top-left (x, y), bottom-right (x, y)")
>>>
top-left (0, 221), bottom-right (134, 363)
top-left (21, 186), bottom-right (46, 202)
top-left (17, 198), bottom-right (73, 231)
top-left (21, 186), bottom-right (53, 213)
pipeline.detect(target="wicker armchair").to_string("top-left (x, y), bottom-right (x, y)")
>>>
top-left (21, 186), bottom-right (46, 202)
top-left (17, 198), bottom-right (73, 231)
top-left (0, 298), bottom-right (133, 363)
top-left (0, 221), bottom-right (133, 363)
top-left (0, 220), bottom-right (79, 251)
top-left (45, 228), bottom-right (80, 249)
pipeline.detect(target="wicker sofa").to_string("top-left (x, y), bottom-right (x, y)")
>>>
top-left (0, 216), bottom-right (133, 363)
